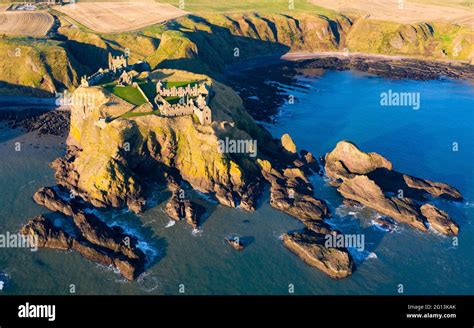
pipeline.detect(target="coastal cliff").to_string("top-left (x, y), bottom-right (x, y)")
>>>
top-left (56, 69), bottom-right (267, 212)
top-left (1, 8), bottom-right (473, 97)
top-left (22, 68), bottom-right (354, 280)
top-left (9, 4), bottom-right (469, 282)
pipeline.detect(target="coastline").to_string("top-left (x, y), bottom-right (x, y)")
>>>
top-left (223, 50), bottom-right (474, 122)
top-left (281, 51), bottom-right (474, 66)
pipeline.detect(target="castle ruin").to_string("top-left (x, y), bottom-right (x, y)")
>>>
top-left (108, 53), bottom-right (128, 73)
top-left (154, 80), bottom-right (212, 125)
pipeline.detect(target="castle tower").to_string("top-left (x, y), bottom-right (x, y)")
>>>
top-left (156, 80), bottom-right (163, 94)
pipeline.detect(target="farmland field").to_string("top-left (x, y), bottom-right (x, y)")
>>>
top-left (0, 11), bottom-right (54, 37)
top-left (311, 0), bottom-right (474, 27)
top-left (55, 2), bottom-right (187, 33)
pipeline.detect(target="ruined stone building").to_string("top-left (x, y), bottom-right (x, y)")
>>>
top-left (154, 80), bottom-right (212, 125)
top-left (108, 53), bottom-right (128, 73)
top-left (81, 68), bottom-right (107, 87)
top-left (118, 71), bottom-right (133, 86)
top-left (156, 81), bottom-right (209, 98)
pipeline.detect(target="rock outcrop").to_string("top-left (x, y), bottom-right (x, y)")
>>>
top-left (54, 70), bottom-right (267, 215)
top-left (29, 70), bottom-right (356, 280)
top-left (281, 133), bottom-right (297, 155)
top-left (420, 204), bottom-right (460, 236)
top-left (226, 237), bottom-right (245, 251)
top-left (325, 141), bottom-right (462, 235)
top-left (165, 191), bottom-right (203, 229)
top-left (26, 187), bottom-right (147, 280)
top-left (337, 175), bottom-right (427, 232)
top-left (283, 228), bottom-right (354, 279)
top-left (257, 138), bottom-right (355, 279)
top-left (325, 141), bottom-right (392, 184)
top-left (258, 158), bottom-right (329, 223)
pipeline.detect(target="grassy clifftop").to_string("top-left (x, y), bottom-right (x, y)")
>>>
top-left (0, 37), bottom-right (81, 96)
top-left (0, 3), bottom-right (472, 96)
top-left (346, 19), bottom-right (473, 60)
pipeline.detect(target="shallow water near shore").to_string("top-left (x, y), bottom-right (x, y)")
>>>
top-left (0, 70), bottom-right (473, 295)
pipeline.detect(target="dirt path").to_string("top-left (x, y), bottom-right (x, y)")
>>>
top-left (312, 0), bottom-right (473, 27)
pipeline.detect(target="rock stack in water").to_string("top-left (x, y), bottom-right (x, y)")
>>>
top-left (324, 141), bottom-right (462, 236)
top-left (21, 187), bottom-right (147, 280)
top-left (258, 134), bottom-right (354, 279)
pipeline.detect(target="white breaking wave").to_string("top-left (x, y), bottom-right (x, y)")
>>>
top-left (192, 228), bottom-right (203, 236)
top-left (165, 220), bottom-right (176, 228)
top-left (348, 248), bottom-right (378, 262)
top-left (109, 220), bottom-right (159, 261)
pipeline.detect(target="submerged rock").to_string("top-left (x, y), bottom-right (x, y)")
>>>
top-left (372, 216), bottom-right (396, 232)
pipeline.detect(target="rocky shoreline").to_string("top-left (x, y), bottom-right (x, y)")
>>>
top-left (225, 54), bottom-right (474, 122)
top-left (0, 108), bottom-right (70, 137)
top-left (23, 186), bottom-right (147, 280)
top-left (16, 58), bottom-right (469, 281)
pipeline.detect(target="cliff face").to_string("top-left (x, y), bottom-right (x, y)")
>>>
top-left (1, 9), bottom-right (472, 96)
top-left (147, 13), bottom-right (473, 72)
top-left (57, 69), bottom-right (268, 212)
top-left (0, 40), bottom-right (80, 96)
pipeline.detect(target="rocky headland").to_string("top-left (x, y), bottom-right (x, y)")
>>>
top-left (22, 68), bottom-right (357, 280)
top-left (15, 61), bottom-right (468, 281)
top-left (0, 0), bottom-right (467, 287)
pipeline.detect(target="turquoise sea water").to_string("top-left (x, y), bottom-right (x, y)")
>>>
top-left (0, 70), bottom-right (473, 295)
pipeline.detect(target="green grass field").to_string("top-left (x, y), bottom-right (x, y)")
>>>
top-left (137, 80), bottom-right (157, 100)
top-left (159, 0), bottom-right (335, 15)
top-left (119, 109), bottom-right (160, 118)
top-left (104, 84), bottom-right (147, 106)
top-left (164, 80), bottom-right (198, 88)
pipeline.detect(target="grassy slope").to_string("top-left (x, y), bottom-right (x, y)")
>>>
top-left (346, 19), bottom-right (474, 60)
top-left (104, 84), bottom-right (147, 106)
top-left (0, 1), bottom-right (472, 96)
top-left (0, 36), bottom-right (80, 96)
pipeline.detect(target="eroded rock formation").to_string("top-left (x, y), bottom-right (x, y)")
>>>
top-left (325, 141), bottom-right (462, 235)
top-left (283, 228), bottom-right (354, 279)
top-left (22, 187), bottom-right (147, 280)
